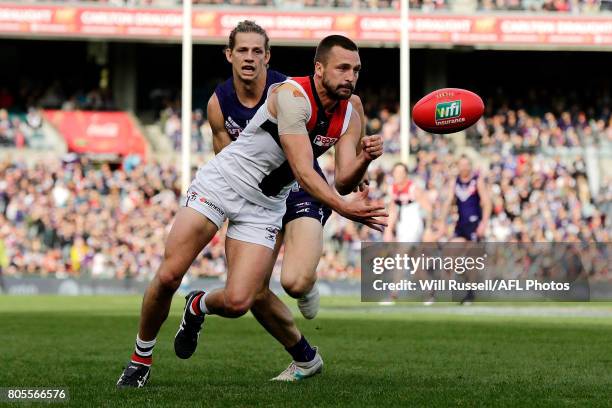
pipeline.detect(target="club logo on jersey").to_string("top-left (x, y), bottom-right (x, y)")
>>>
top-left (313, 134), bottom-right (339, 147)
top-left (435, 100), bottom-right (465, 126)
top-left (225, 116), bottom-right (244, 138)
top-left (455, 180), bottom-right (477, 202)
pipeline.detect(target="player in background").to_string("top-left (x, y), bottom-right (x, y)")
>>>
top-left (383, 162), bottom-right (431, 243)
top-left (207, 21), bottom-right (367, 320)
top-left (380, 162), bottom-right (431, 304)
top-left (439, 155), bottom-right (491, 303)
top-left (117, 35), bottom-right (385, 387)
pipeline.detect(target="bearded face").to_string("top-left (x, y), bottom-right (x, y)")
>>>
top-left (317, 46), bottom-right (360, 101)
top-left (322, 75), bottom-right (355, 100)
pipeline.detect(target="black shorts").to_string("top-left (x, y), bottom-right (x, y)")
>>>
top-left (454, 221), bottom-right (480, 242)
top-left (282, 160), bottom-right (332, 228)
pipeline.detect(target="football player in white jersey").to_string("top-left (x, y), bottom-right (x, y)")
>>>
top-left (207, 21), bottom-right (368, 321)
top-left (117, 35), bottom-right (385, 387)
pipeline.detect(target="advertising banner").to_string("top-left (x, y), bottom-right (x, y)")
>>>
top-left (1, 4), bottom-right (612, 47)
top-left (43, 110), bottom-right (146, 158)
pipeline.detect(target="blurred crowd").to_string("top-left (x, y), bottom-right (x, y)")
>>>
top-left (150, 93), bottom-right (612, 281)
top-left (0, 130), bottom-right (609, 282)
top-left (0, 82), bottom-right (610, 281)
top-left (161, 91), bottom-right (612, 157)
top-left (14, 0), bottom-right (612, 11)
top-left (0, 108), bottom-right (45, 149)
top-left (317, 150), bottom-right (610, 280)
top-left (0, 157), bottom-right (180, 279)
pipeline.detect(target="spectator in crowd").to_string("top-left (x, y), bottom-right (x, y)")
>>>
top-left (160, 109), bottom-right (209, 153)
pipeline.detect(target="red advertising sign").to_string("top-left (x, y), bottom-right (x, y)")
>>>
top-left (1, 4), bottom-right (612, 48)
top-left (43, 110), bottom-right (147, 158)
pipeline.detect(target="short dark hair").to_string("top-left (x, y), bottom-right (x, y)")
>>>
top-left (227, 20), bottom-right (270, 52)
top-left (314, 35), bottom-right (358, 65)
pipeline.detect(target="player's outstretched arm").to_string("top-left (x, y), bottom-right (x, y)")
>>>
top-left (207, 93), bottom-right (233, 154)
top-left (334, 109), bottom-right (383, 195)
top-left (275, 85), bottom-right (387, 231)
top-left (282, 133), bottom-right (387, 232)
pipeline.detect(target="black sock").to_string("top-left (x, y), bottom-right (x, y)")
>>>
top-left (286, 335), bottom-right (316, 363)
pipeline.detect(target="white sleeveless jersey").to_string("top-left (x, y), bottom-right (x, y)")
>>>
top-left (212, 76), bottom-right (353, 211)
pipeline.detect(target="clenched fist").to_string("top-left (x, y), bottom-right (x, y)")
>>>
top-left (361, 134), bottom-right (383, 161)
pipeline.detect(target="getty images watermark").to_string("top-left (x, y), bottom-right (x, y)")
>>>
top-left (361, 242), bottom-right (610, 302)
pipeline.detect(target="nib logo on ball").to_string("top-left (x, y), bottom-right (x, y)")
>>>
top-left (435, 100), bottom-right (464, 126)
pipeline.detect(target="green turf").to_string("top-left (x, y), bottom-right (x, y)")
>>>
top-left (0, 296), bottom-right (611, 407)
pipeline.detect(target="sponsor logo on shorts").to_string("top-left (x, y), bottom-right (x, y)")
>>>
top-left (198, 196), bottom-right (225, 217)
top-left (294, 201), bottom-right (312, 207)
top-left (296, 208), bottom-right (310, 214)
top-left (435, 100), bottom-right (465, 126)
top-left (188, 190), bottom-right (198, 202)
top-left (265, 226), bottom-right (280, 242)
top-left (313, 134), bottom-right (339, 147)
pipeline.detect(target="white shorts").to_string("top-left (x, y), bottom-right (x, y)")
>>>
top-left (397, 202), bottom-right (424, 243)
top-left (184, 162), bottom-right (283, 250)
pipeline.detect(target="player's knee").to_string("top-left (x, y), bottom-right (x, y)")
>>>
top-left (224, 293), bottom-right (253, 317)
top-left (282, 274), bottom-right (315, 298)
top-left (155, 249), bottom-right (185, 292)
top-left (157, 268), bottom-right (182, 292)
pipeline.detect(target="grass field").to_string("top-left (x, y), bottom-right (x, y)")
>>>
top-left (1, 296), bottom-right (611, 407)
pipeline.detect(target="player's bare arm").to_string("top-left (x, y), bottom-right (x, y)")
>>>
top-left (349, 94), bottom-right (369, 192)
top-left (272, 84), bottom-right (387, 231)
top-left (207, 93), bottom-right (233, 154)
top-left (334, 108), bottom-right (381, 195)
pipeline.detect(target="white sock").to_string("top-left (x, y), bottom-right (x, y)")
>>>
top-left (133, 335), bottom-right (156, 365)
top-left (199, 292), bottom-right (210, 314)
